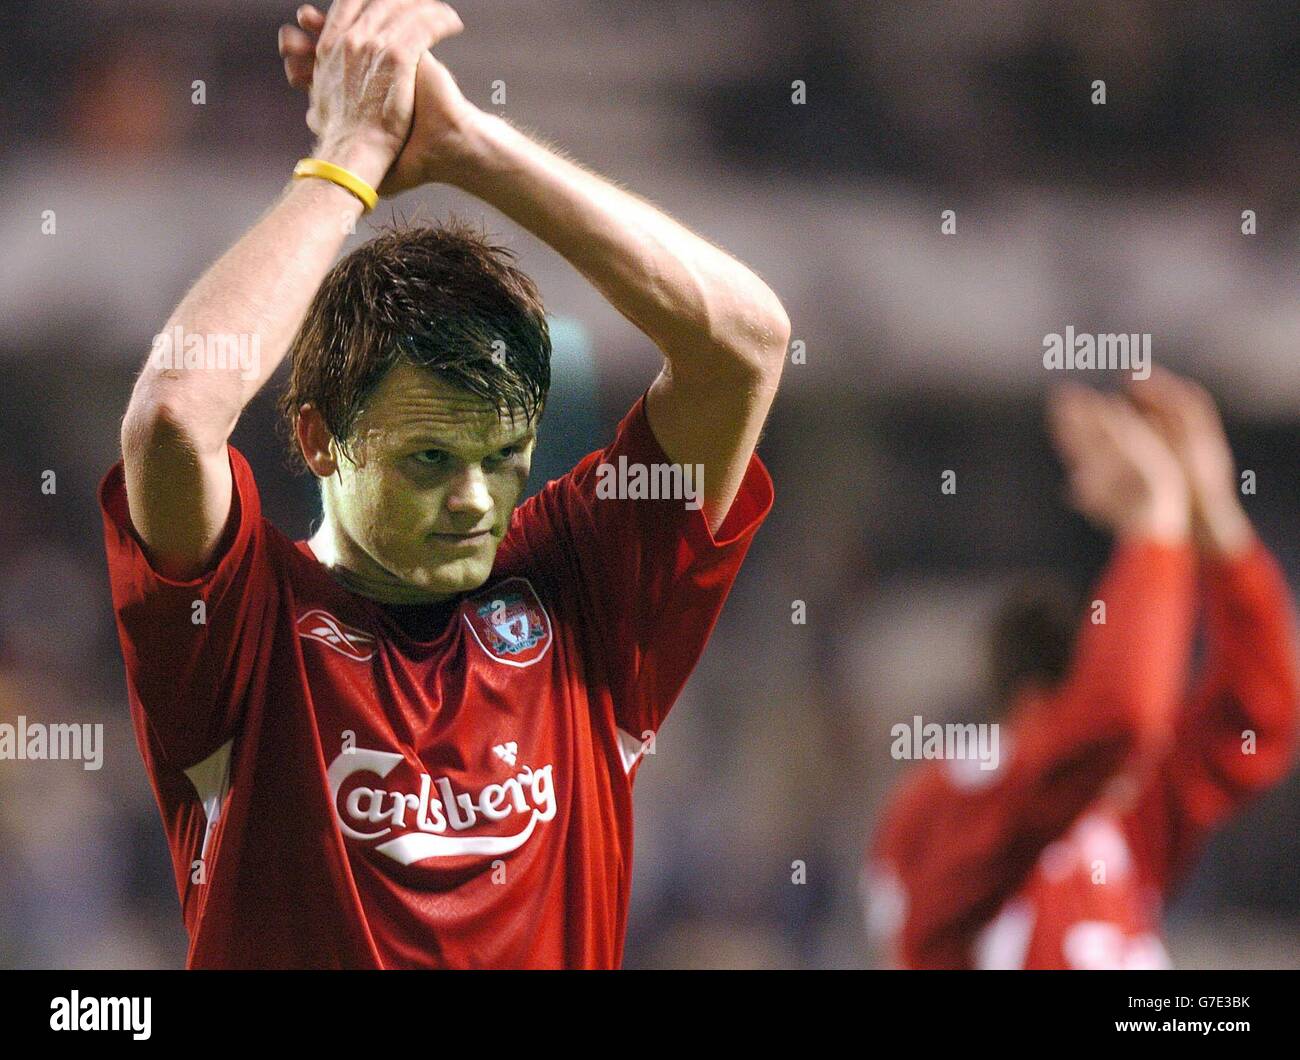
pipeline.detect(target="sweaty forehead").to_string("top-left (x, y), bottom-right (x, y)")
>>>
top-left (356, 363), bottom-right (532, 450)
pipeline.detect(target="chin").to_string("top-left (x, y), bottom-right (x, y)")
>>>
top-left (403, 553), bottom-right (495, 598)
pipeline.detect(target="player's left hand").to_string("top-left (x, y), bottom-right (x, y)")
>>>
top-left (1127, 366), bottom-right (1255, 557)
top-left (279, 2), bottom-right (483, 196)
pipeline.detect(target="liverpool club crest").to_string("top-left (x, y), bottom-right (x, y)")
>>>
top-left (464, 577), bottom-right (553, 667)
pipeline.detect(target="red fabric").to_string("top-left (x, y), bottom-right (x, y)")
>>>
top-left (868, 540), bottom-right (1298, 968)
top-left (100, 393), bottom-right (773, 968)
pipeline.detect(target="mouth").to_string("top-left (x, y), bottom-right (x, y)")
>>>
top-left (428, 529), bottom-right (494, 546)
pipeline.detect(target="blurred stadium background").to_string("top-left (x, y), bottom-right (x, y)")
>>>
top-left (0, 0), bottom-right (1297, 968)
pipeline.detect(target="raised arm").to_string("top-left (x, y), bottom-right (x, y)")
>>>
top-left (454, 116), bottom-right (790, 534)
top-left (282, 5), bottom-right (791, 534)
top-left (872, 386), bottom-right (1197, 967)
top-left (1125, 368), bottom-right (1300, 892)
top-left (125, 0), bottom-right (462, 578)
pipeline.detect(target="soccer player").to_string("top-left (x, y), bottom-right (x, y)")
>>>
top-left (99, 0), bottom-right (788, 968)
top-left (865, 370), bottom-right (1298, 969)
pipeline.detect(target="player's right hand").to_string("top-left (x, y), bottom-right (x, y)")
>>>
top-left (280, 2), bottom-right (473, 196)
top-left (280, 0), bottom-right (465, 191)
top-left (1127, 366), bottom-right (1255, 557)
top-left (1047, 383), bottom-right (1190, 543)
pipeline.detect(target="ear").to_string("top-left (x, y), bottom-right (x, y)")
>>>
top-left (296, 403), bottom-right (340, 478)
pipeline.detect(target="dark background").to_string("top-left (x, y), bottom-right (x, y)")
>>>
top-left (1, 0), bottom-right (1297, 967)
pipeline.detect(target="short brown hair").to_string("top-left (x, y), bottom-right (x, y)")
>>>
top-left (279, 217), bottom-right (551, 469)
top-left (988, 574), bottom-right (1083, 704)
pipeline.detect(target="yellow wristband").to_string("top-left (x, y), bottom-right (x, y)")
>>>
top-left (292, 158), bottom-right (379, 211)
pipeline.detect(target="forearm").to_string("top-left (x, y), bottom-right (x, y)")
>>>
top-left (126, 174), bottom-right (366, 450)
top-left (1197, 542), bottom-right (1299, 744)
top-left (1061, 538), bottom-right (1197, 749)
top-left (1191, 474), bottom-right (1256, 559)
top-left (1187, 491), bottom-right (1294, 735)
top-left (450, 113), bottom-right (789, 372)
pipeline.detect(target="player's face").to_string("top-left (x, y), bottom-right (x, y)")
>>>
top-left (324, 363), bottom-right (536, 603)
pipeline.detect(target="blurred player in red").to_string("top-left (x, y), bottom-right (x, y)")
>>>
top-left (866, 368), bottom-right (1298, 969)
top-left (99, 0), bottom-right (787, 968)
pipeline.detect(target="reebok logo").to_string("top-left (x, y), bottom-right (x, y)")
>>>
top-left (298, 609), bottom-right (377, 662)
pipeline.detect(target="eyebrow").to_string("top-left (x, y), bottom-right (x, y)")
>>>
top-left (398, 426), bottom-right (537, 456)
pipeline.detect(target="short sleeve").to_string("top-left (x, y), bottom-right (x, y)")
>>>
top-left (509, 391), bottom-right (774, 738)
top-left (98, 445), bottom-right (278, 768)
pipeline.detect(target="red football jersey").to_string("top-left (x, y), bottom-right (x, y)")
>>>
top-left (100, 393), bottom-right (773, 968)
top-left (866, 540), bottom-right (1298, 969)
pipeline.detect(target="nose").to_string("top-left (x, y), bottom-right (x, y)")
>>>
top-left (444, 463), bottom-right (493, 521)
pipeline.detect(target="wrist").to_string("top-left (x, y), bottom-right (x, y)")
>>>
top-left (310, 135), bottom-right (394, 194)
top-left (1194, 494), bottom-right (1255, 558)
top-left (285, 172), bottom-right (368, 218)
top-left (1118, 488), bottom-right (1191, 545)
top-left (436, 107), bottom-right (499, 190)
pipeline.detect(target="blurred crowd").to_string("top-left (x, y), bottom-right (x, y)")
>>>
top-left (1, 0), bottom-right (1297, 967)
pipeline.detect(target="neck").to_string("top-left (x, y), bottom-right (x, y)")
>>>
top-left (307, 522), bottom-right (458, 605)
